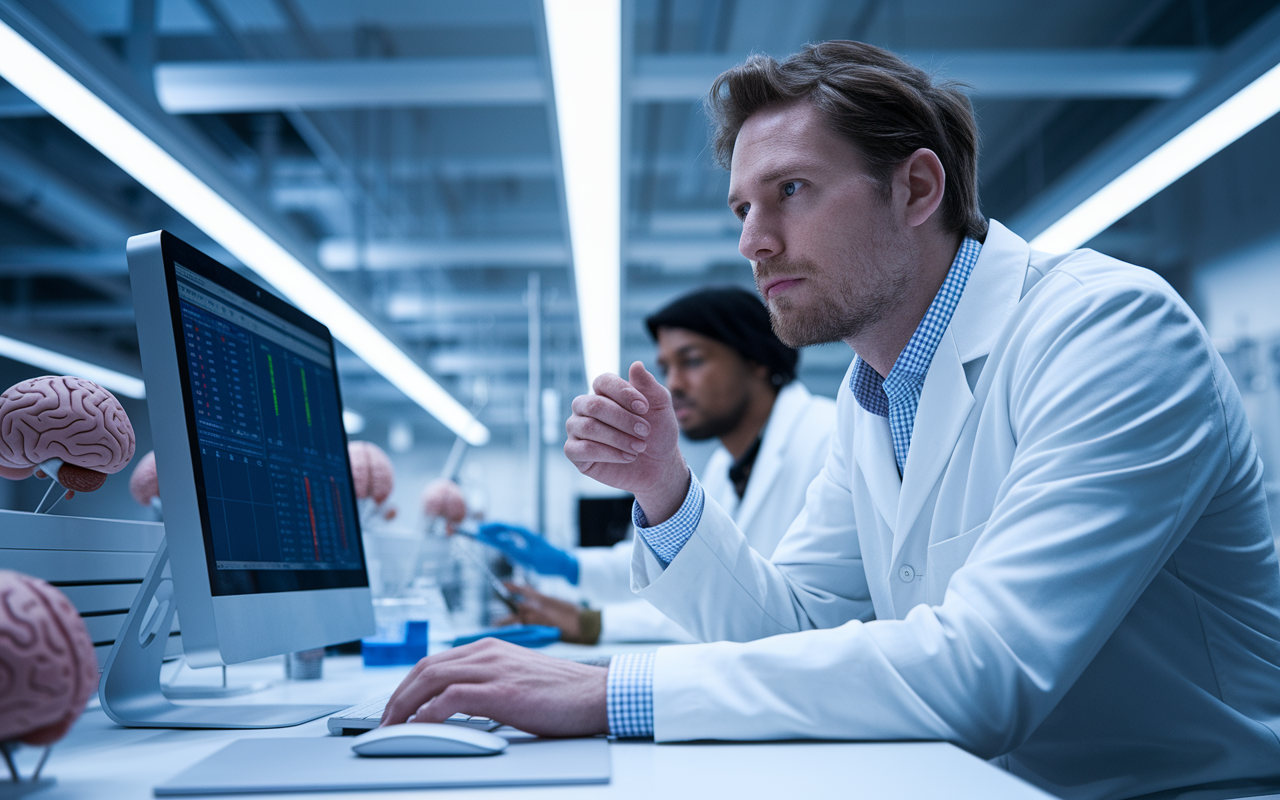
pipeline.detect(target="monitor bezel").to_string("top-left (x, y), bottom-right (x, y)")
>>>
top-left (129, 230), bottom-right (374, 666)
top-left (161, 234), bottom-right (367, 596)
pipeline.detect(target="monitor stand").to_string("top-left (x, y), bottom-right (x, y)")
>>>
top-left (98, 538), bottom-right (346, 729)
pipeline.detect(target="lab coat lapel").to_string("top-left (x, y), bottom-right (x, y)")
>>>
top-left (893, 330), bottom-right (973, 556)
top-left (891, 220), bottom-right (1030, 559)
top-left (734, 384), bottom-right (809, 532)
top-left (855, 409), bottom-right (901, 530)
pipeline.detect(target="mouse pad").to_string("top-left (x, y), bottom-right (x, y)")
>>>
top-left (153, 736), bottom-right (610, 795)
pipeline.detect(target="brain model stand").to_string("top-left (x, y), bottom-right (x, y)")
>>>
top-left (0, 570), bottom-right (100, 791)
top-left (0, 376), bottom-right (136, 514)
top-left (348, 441), bottom-right (397, 524)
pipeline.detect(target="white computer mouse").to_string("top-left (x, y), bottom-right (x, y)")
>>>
top-left (350, 723), bottom-right (508, 757)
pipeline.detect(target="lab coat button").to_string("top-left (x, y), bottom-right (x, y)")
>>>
top-left (899, 565), bottom-right (915, 582)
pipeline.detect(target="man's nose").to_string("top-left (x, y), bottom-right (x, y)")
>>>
top-left (665, 369), bottom-right (687, 393)
top-left (739, 214), bottom-right (780, 262)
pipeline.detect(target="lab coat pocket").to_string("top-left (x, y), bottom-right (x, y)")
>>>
top-left (926, 522), bottom-right (986, 606)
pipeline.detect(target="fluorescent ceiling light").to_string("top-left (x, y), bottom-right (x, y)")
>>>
top-left (1031, 60), bottom-right (1280, 253)
top-left (0, 19), bottom-right (489, 447)
top-left (0, 333), bottom-right (146, 399)
top-left (544, 0), bottom-right (621, 383)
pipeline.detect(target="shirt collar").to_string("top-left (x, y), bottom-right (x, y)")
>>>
top-left (849, 236), bottom-right (983, 416)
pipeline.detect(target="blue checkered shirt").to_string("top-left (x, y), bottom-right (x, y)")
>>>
top-left (851, 236), bottom-right (981, 470)
top-left (630, 471), bottom-right (705, 565)
top-left (606, 651), bottom-right (656, 738)
top-left (607, 238), bottom-right (983, 737)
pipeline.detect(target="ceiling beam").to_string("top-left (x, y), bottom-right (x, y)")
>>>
top-left (631, 49), bottom-right (1213, 102)
top-left (15, 48), bottom-right (1218, 118)
top-left (319, 238), bottom-right (568, 270)
top-left (317, 235), bottom-right (743, 272)
top-left (0, 136), bottom-right (135, 246)
top-left (905, 49), bottom-right (1210, 100)
top-left (151, 48), bottom-right (1217, 117)
top-left (0, 304), bottom-right (138, 325)
top-left (154, 56), bottom-right (546, 113)
top-left (0, 234), bottom-right (747, 277)
top-left (0, 247), bottom-right (125, 275)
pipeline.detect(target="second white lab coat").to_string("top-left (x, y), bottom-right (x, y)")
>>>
top-left (631, 221), bottom-right (1280, 800)
top-left (575, 381), bottom-right (835, 642)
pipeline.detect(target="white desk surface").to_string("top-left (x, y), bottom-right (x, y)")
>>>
top-left (19, 645), bottom-right (1057, 800)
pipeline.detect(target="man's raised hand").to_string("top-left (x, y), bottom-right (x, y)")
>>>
top-left (564, 361), bottom-right (689, 525)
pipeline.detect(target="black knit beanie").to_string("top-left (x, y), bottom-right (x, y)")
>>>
top-left (645, 286), bottom-right (798, 386)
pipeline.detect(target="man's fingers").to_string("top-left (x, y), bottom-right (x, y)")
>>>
top-left (564, 435), bottom-right (638, 466)
top-left (382, 660), bottom-right (498, 725)
top-left (591, 372), bottom-right (650, 415)
top-left (628, 361), bottom-right (670, 410)
top-left (381, 642), bottom-right (501, 724)
top-left (570, 393), bottom-right (651, 440)
top-left (411, 683), bottom-right (498, 725)
top-left (566, 413), bottom-right (647, 455)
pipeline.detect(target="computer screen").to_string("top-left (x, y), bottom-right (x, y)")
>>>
top-left (129, 231), bottom-right (373, 669)
top-left (174, 263), bottom-right (363, 594)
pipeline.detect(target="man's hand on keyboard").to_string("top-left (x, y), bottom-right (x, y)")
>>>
top-left (380, 638), bottom-right (608, 737)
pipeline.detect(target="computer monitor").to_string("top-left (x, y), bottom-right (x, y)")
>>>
top-left (577, 495), bottom-right (635, 548)
top-left (100, 230), bottom-right (373, 728)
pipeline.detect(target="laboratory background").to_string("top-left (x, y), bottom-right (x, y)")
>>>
top-left (3, 0), bottom-right (1280, 547)
top-left (4, 0), bottom-right (1280, 796)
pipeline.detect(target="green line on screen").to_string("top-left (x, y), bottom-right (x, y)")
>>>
top-left (266, 354), bottom-right (279, 416)
top-left (300, 367), bottom-right (312, 427)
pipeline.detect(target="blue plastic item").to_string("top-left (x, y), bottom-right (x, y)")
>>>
top-left (452, 624), bottom-right (561, 648)
top-left (470, 523), bottom-right (580, 584)
top-left (362, 620), bottom-right (428, 666)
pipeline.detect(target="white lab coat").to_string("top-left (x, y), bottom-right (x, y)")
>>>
top-left (631, 221), bottom-right (1280, 800)
top-left (575, 382), bottom-right (835, 642)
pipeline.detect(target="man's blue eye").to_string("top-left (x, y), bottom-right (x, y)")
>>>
top-left (783, 182), bottom-right (797, 196)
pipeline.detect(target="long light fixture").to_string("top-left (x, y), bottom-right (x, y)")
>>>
top-left (1031, 59), bottom-right (1280, 253)
top-left (0, 19), bottom-right (490, 446)
top-left (0, 333), bottom-right (146, 398)
top-left (543, 0), bottom-right (621, 384)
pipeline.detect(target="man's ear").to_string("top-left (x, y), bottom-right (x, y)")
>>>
top-left (896, 148), bottom-right (946, 229)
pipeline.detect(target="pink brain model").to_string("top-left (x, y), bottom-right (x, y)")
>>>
top-left (129, 450), bottom-right (159, 506)
top-left (348, 441), bottom-right (394, 504)
top-left (0, 570), bottom-right (98, 745)
top-left (422, 479), bottom-right (467, 526)
top-left (0, 376), bottom-right (135, 492)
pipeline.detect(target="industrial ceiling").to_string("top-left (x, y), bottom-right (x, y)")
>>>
top-left (0, 0), bottom-right (1278, 451)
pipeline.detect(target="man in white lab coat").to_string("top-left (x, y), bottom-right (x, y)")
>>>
top-left (492, 287), bottom-right (836, 643)
top-left (385, 41), bottom-right (1280, 800)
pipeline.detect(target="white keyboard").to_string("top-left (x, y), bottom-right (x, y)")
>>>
top-left (327, 692), bottom-right (500, 735)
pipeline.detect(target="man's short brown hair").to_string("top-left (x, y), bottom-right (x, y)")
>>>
top-left (707, 40), bottom-right (987, 241)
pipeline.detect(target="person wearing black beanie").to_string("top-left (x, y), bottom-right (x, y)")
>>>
top-left (495, 286), bottom-right (835, 645)
top-left (644, 286), bottom-right (798, 390)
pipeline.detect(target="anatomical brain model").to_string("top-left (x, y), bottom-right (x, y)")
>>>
top-left (0, 570), bottom-right (98, 745)
top-left (348, 440), bottom-right (396, 521)
top-left (0, 376), bottom-right (135, 497)
top-left (128, 450), bottom-right (159, 507)
top-left (422, 478), bottom-right (468, 533)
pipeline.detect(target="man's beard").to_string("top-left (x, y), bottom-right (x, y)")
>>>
top-left (676, 390), bottom-right (752, 442)
top-left (757, 258), bottom-right (909, 348)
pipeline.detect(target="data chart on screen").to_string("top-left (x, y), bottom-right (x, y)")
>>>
top-left (175, 264), bottom-right (360, 574)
